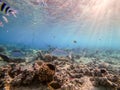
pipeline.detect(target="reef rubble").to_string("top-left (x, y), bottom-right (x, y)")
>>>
top-left (0, 46), bottom-right (119, 90)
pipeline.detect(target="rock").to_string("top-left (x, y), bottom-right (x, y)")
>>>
top-left (117, 87), bottom-right (120, 90)
top-left (22, 70), bottom-right (35, 85)
top-left (0, 68), bottom-right (5, 88)
top-left (70, 73), bottom-right (83, 78)
top-left (74, 78), bottom-right (84, 85)
top-left (48, 81), bottom-right (61, 89)
top-left (0, 54), bottom-right (25, 63)
top-left (53, 73), bottom-right (63, 86)
top-left (11, 58), bottom-right (25, 63)
top-left (98, 62), bottom-right (110, 68)
top-left (110, 75), bottom-right (119, 82)
top-left (44, 54), bottom-right (53, 62)
top-left (70, 65), bottom-right (75, 69)
top-left (8, 63), bottom-right (21, 78)
top-left (0, 60), bottom-right (57, 90)
top-left (11, 74), bottom-right (22, 86)
top-left (61, 84), bottom-right (75, 90)
top-left (94, 77), bottom-right (118, 88)
top-left (74, 55), bottom-right (81, 59)
top-left (105, 60), bottom-right (117, 65)
top-left (0, 54), bottom-right (10, 62)
top-left (58, 57), bottom-right (70, 62)
top-left (91, 68), bottom-right (101, 76)
top-left (35, 50), bottom-right (44, 60)
top-left (100, 68), bottom-right (108, 75)
top-left (40, 54), bottom-right (58, 62)
top-left (52, 56), bottom-right (58, 61)
top-left (0, 46), bottom-right (6, 53)
top-left (84, 68), bottom-right (91, 76)
top-left (0, 56), bottom-right (3, 61)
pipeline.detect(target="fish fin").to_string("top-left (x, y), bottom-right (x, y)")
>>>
top-left (10, 10), bottom-right (17, 18)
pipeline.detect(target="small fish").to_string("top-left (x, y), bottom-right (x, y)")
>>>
top-left (51, 49), bottom-right (69, 57)
top-left (0, 1), bottom-right (17, 27)
top-left (2, 16), bottom-right (8, 23)
top-left (0, 21), bottom-right (3, 27)
top-left (73, 40), bottom-right (77, 43)
top-left (0, 1), bottom-right (17, 17)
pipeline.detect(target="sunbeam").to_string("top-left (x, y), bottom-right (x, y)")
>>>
top-left (1, 0), bottom-right (120, 48)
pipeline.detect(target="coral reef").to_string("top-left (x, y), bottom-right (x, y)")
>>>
top-left (0, 46), bottom-right (120, 90)
top-left (0, 61), bottom-right (56, 90)
top-left (34, 60), bottom-right (55, 83)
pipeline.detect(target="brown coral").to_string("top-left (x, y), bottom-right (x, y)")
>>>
top-left (34, 61), bottom-right (55, 83)
top-left (0, 60), bottom-right (56, 90)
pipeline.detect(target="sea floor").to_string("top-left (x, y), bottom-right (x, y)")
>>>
top-left (0, 45), bottom-right (120, 90)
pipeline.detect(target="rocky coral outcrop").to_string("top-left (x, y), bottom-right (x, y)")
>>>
top-left (0, 60), bottom-right (57, 90)
top-left (0, 51), bottom-right (120, 90)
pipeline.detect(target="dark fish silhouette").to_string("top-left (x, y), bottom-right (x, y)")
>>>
top-left (73, 40), bottom-right (77, 43)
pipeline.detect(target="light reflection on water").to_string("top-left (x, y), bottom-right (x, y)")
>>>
top-left (0, 0), bottom-right (120, 49)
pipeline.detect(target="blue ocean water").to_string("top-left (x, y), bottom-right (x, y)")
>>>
top-left (0, 0), bottom-right (120, 50)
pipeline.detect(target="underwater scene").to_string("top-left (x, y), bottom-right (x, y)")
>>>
top-left (0, 0), bottom-right (120, 90)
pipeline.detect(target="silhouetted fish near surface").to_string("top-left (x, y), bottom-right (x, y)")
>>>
top-left (73, 40), bottom-right (77, 43)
